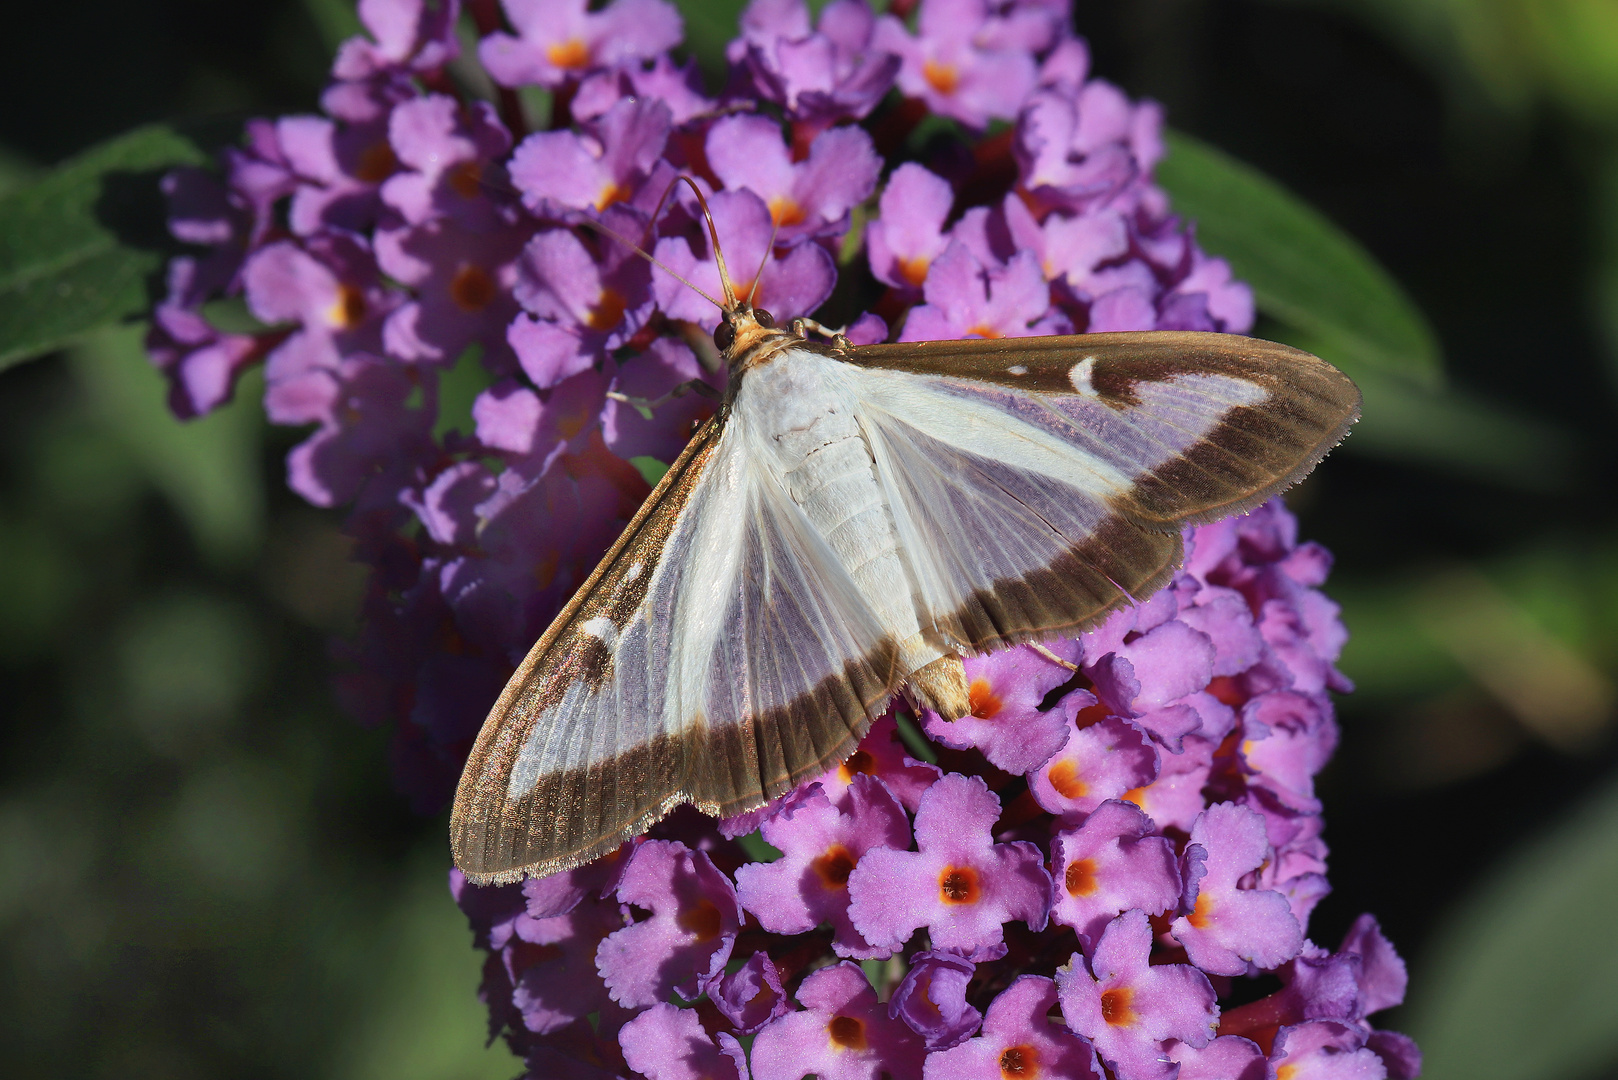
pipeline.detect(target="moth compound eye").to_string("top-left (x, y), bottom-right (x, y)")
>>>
top-left (754, 308), bottom-right (775, 329)
top-left (713, 320), bottom-right (736, 352)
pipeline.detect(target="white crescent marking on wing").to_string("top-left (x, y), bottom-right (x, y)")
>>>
top-left (1068, 356), bottom-right (1099, 397)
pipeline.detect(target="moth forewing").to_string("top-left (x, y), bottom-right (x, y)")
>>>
top-left (449, 416), bottom-right (725, 883)
top-left (846, 330), bottom-right (1361, 527)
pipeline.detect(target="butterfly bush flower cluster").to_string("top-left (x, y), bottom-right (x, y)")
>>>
top-left (149, 0), bottom-right (1416, 1076)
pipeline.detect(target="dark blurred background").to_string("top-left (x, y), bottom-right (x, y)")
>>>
top-left (2, 2), bottom-right (1616, 1078)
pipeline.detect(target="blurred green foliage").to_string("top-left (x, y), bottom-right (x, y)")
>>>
top-left (1, 1), bottom-right (1617, 1079)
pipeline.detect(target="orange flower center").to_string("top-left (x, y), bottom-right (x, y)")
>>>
top-left (938, 865), bottom-right (980, 905)
top-left (999, 1044), bottom-right (1040, 1077)
top-left (1121, 786), bottom-right (1149, 809)
top-left (584, 288), bottom-right (627, 332)
top-left (896, 254), bottom-right (931, 287)
top-left (547, 38), bottom-right (591, 70)
top-left (447, 159), bottom-right (484, 200)
top-left (812, 844), bottom-right (857, 890)
top-left (836, 749), bottom-right (875, 783)
top-left (768, 195), bottom-right (807, 228)
top-left (354, 140), bottom-right (399, 183)
top-left (676, 899), bottom-right (722, 942)
top-left (449, 264), bottom-right (497, 312)
top-left (827, 1014), bottom-right (866, 1050)
top-left (1064, 857), bottom-right (1099, 897)
top-left (968, 678), bottom-right (1003, 719)
top-left (594, 181), bottom-right (631, 210)
top-left (923, 58), bottom-right (960, 96)
top-left (1186, 891), bottom-right (1214, 930)
top-left (1101, 985), bottom-right (1135, 1026)
top-left (326, 282), bottom-right (367, 329)
top-left (1046, 759), bottom-right (1087, 800)
top-left (967, 324), bottom-right (1003, 339)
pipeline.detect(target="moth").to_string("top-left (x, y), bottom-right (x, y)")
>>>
top-left (450, 187), bottom-right (1360, 885)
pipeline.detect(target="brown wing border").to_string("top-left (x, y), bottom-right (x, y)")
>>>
top-left (845, 330), bottom-right (1361, 529)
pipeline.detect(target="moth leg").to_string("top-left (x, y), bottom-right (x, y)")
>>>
top-left (1027, 643), bottom-right (1078, 672)
top-left (605, 378), bottom-right (721, 417)
top-left (790, 316), bottom-right (853, 352)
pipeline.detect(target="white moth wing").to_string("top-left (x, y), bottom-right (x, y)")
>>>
top-left (452, 391), bottom-right (902, 884)
top-left (843, 330), bottom-right (1360, 652)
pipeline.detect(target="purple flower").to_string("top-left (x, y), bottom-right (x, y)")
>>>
top-left (573, 53), bottom-right (715, 126)
top-left (595, 840), bottom-right (742, 1007)
top-left (847, 772), bottom-right (1051, 960)
top-left (653, 189), bottom-right (837, 331)
top-left (889, 950), bottom-right (981, 1050)
top-left (810, 709), bottom-right (943, 812)
top-left (1269, 1022), bottom-right (1390, 1080)
top-left (1172, 802), bottom-right (1304, 976)
top-left (1028, 706), bottom-right (1160, 820)
top-left (1241, 690), bottom-right (1335, 814)
top-left (923, 975), bottom-right (1102, 1080)
top-left (1050, 800), bottom-right (1181, 948)
top-left (710, 950), bottom-right (789, 1034)
top-left (1015, 84), bottom-right (1160, 211)
top-left (381, 94), bottom-right (512, 227)
top-left (734, 774), bottom-right (910, 959)
top-left (276, 354), bottom-right (435, 507)
top-left (509, 97), bottom-right (674, 220)
top-left (706, 114), bottom-right (881, 243)
top-left (866, 163), bottom-right (954, 290)
top-left (1056, 910), bottom-right (1219, 1080)
top-left (509, 212), bottom-right (655, 388)
top-left (375, 215), bottom-right (527, 365)
top-left (478, 0), bottom-right (683, 88)
top-left (277, 84), bottom-right (411, 236)
top-left (901, 242), bottom-right (1071, 341)
top-left (1167, 1035), bottom-right (1269, 1080)
top-left (732, 0), bottom-right (901, 125)
top-left (875, 0), bottom-right (1039, 128)
top-left (750, 961), bottom-right (926, 1080)
top-left (146, 262), bottom-right (261, 419)
top-left (510, 900), bottom-right (623, 1034)
top-left (619, 1003), bottom-right (749, 1080)
top-left (920, 643), bottom-right (1075, 774)
top-left (332, 0), bottom-right (461, 80)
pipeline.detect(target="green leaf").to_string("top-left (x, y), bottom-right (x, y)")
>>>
top-left (0, 124), bottom-right (214, 372)
top-left (676, 0), bottom-right (749, 76)
top-left (1157, 129), bottom-right (1444, 389)
top-left (1406, 767), bottom-right (1618, 1080)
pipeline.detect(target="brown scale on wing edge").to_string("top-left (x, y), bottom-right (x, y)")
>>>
top-left (454, 641), bottom-right (901, 884)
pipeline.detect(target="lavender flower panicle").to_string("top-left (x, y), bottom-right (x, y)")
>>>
top-left (149, 1), bottom-right (1416, 1077)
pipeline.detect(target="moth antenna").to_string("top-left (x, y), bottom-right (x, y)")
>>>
top-left (576, 210), bottom-right (726, 314)
top-left (670, 177), bottom-right (739, 310)
top-left (745, 214), bottom-right (782, 308)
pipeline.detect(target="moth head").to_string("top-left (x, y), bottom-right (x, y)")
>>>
top-left (713, 304), bottom-right (776, 357)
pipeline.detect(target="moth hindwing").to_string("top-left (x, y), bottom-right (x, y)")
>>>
top-left (449, 316), bottom-right (1359, 885)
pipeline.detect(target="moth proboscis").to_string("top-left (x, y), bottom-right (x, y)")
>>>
top-left (449, 178), bottom-right (1360, 885)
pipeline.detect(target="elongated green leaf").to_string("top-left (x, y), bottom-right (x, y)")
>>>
top-left (1158, 130), bottom-right (1444, 388)
top-left (0, 124), bottom-right (212, 372)
top-left (1407, 768), bottom-right (1618, 1080)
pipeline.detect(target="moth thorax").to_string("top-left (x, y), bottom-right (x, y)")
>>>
top-left (907, 654), bottom-right (971, 720)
